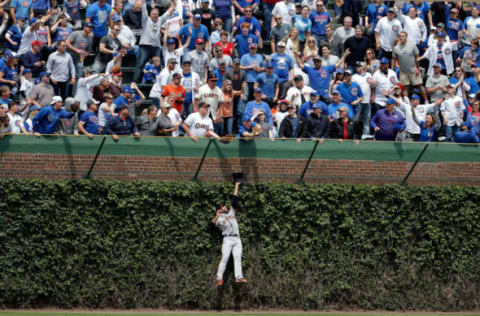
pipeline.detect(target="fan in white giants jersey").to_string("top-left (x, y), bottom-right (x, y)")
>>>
top-left (212, 180), bottom-right (247, 286)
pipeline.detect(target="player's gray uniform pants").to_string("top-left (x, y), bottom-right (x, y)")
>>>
top-left (216, 236), bottom-right (243, 280)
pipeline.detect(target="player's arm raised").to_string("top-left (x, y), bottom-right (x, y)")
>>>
top-left (231, 181), bottom-right (241, 211)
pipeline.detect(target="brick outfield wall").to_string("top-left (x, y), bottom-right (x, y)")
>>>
top-left (1, 153), bottom-right (480, 185)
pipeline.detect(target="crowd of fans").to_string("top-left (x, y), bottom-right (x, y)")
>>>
top-left (0, 0), bottom-right (479, 143)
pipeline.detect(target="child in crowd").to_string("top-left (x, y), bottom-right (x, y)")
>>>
top-left (255, 109), bottom-right (274, 140)
top-left (142, 57), bottom-right (161, 84)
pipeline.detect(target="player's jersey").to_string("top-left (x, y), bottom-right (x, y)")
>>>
top-left (216, 196), bottom-right (240, 236)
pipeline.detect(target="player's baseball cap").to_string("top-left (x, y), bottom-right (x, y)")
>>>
top-left (168, 57), bottom-right (177, 64)
top-left (167, 38), bottom-right (176, 45)
top-left (437, 22), bottom-right (445, 29)
top-left (468, 93), bottom-right (477, 98)
top-left (172, 72), bottom-right (182, 78)
top-left (233, 58), bottom-right (240, 64)
top-left (195, 38), bottom-right (205, 45)
top-left (433, 63), bottom-right (442, 68)
top-left (50, 96), bottom-right (63, 105)
top-left (30, 17), bottom-right (39, 24)
top-left (39, 71), bottom-right (50, 78)
top-left (386, 98), bottom-right (396, 105)
top-left (122, 86), bottom-right (135, 93)
top-left (23, 68), bottom-right (32, 75)
top-left (254, 88), bottom-right (262, 94)
top-left (387, 7), bottom-right (395, 14)
top-left (277, 41), bottom-right (286, 47)
top-left (278, 99), bottom-right (289, 105)
top-left (311, 91), bottom-right (320, 97)
top-left (182, 60), bottom-right (191, 65)
top-left (294, 75), bottom-right (303, 82)
top-left (31, 40), bottom-right (42, 47)
top-left (344, 69), bottom-right (352, 75)
top-left (394, 83), bottom-right (404, 90)
top-left (312, 103), bottom-right (323, 109)
top-left (336, 68), bottom-right (345, 74)
top-left (194, 14), bottom-right (201, 20)
top-left (380, 57), bottom-right (390, 64)
top-left (411, 94), bottom-right (420, 101)
top-left (437, 32), bottom-right (446, 38)
top-left (201, 0), bottom-right (209, 3)
top-left (332, 90), bottom-right (341, 95)
top-left (266, 62), bottom-right (274, 68)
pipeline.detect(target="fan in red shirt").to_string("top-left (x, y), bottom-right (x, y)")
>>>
top-left (213, 31), bottom-right (234, 56)
top-left (161, 72), bottom-right (186, 114)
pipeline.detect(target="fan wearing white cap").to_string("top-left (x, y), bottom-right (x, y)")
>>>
top-left (32, 96), bottom-right (76, 135)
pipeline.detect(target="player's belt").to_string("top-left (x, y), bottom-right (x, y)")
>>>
top-left (224, 234), bottom-right (239, 237)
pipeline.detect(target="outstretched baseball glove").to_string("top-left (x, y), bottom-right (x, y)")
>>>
top-left (219, 134), bottom-right (234, 144)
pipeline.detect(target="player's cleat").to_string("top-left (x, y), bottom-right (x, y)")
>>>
top-left (235, 277), bottom-right (247, 283)
top-left (216, 279), bottom-right (224, 286)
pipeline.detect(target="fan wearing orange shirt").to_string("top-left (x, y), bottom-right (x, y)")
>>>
top-left (161, 72), bottom-right (186, 114)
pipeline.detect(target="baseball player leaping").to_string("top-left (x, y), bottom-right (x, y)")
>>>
top-left (212, 178), bottom-right (247, 286)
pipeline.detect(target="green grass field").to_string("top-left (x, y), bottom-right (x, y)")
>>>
top-left (2, 312), bottom-right (480, 316)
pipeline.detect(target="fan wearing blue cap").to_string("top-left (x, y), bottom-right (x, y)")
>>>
top-left (418, 28), bottom-right (454, 76)
top-left (103, 102), bottom-right (140, 140)
top-left (192, 0), bottom-right (216, 33)
top-left (16, 15), bottom-right (48, 56)
top-left (163, 35), bottom-right (191, 71)
top-left (327, 90), bottom-right (354, 121)
top-left (243, 88), bottom-right (273, 127)
top-left (113, 84), bottom-right (143, 120)
top-left (254, 63), bottom-right (279, 107)
top-left (24, 105), bottom-right (41, 133)
top-left (270, 41), bottom-right (294, 99)
top-left (299, 91), bottom-right (327, 119)
top-left (405, 93), bottom-right (444, 142)
top-left (78, 99), bottom-right (101, 138)
top-left (370, 98), bottom-right (405, 141)
top-left (395, 93), bottom-right (444, 142)
top-left (295, 48), bottom-right (337, 100)
top-left (305, 99), bottom-right (330, 140)
top-left (178, 13), bottom-right (209, 53)
top-left (371, 57), bottom-right (398, 114)
top-left (336, 69), bottom-right (364, 108)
